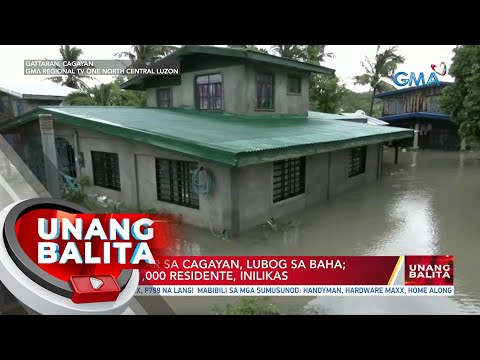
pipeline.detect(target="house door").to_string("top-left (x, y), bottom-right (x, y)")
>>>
top-left (55, 137), bottom-right (76, 178)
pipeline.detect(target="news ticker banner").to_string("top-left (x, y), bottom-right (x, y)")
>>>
top-left (6, 204), bottom-right (454, 304)
top-left (136, 255), bottom-right (454, 297)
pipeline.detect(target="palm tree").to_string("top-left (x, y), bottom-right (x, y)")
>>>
top-left (115, 45), bottom-right (179, 69)
top-left (64, 83), bottom-right (118, 106)
top-left (354, 46), bottom-right (406, 116)
top-left (269, 45), bottom-right (333, 64)
top-left (46, 45), bottom-right (95, 91)
top-left (271, 45), bottom-right (305, 61)
top-left (64, 79), bottom-right (145, 106)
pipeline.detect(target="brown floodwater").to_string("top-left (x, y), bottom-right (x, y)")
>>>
top-left (138, 149), bottom-right (480, 315)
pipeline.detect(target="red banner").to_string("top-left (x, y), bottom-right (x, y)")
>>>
top-left (139, 255), bottom-right (454, 286)
top-left (139, 256), bottom-right (401, 285)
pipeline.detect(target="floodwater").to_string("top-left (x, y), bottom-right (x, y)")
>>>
top-left (138, 149), bottom-right (480, 315)
top-left (1, 148), bottom-right (480, 315)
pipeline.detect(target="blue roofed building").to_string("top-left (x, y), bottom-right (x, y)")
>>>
top-left (374, 82), bottom-right (460, 150)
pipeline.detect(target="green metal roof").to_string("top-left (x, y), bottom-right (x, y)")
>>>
top-left (0, 106), bottom-right (413, 167)
top-left (121, 45), bottom-right (335, 90)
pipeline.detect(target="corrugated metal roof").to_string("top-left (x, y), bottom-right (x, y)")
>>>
top-left (340, 112), bottom-right (389, 126)
top-left (379, 112), bottom-right (451, 122)
top-left (0, 82), bottom-right (76, 99)
top-left (1, 106), bottom-right (413, 167)
top-left (307, 111), bottom-right (350, 121)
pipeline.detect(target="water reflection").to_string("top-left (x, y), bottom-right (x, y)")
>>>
top-left (365, 188), bottom-right (439, 255)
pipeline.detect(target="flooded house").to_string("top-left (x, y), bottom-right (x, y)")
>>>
top-left (0, 45), bottom-right (413, 235)
top-left (374, 82), bottom-right (460, 150)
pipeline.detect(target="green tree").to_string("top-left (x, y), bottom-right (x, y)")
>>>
top-left (339, 90), bottom-right (387, 117)
top-left (354, 45), bottom-right (405, 116)
top-left (115, 45), bottom-right (179, 69)
top-left (310, 75), bottom-right (347, 113)
top-left (65, 77), bottom-right (145, 106)
top-left (440, 45), bottom-right (480, 141)
top-left (46, 45), bottom-right (95, 91)
top-left (269, 45), bottom-right (334, 63)
top-left (227, 45), bottom-right (268, 54)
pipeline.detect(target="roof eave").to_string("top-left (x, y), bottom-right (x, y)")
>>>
top-left (0, 107), bottom-right (239, 167)
top-left (1, 106), bottom-right (412, 168)
top-left (0, 87), bottom-right (22, 99)
top-left (236, 131), bottom-right (413, 166)
top-left (379, 112), bottom-right (451, 121)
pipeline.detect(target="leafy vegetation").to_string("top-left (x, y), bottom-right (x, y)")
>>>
top-left (115, 45), bottom-right (179, 69)
top-left (440, 45), bottom-right (480, 142)
top-left (51, 44), bottom-right (178, 106)
top-left (339, 90), bottom-right (384, 117)
top-left (310, 75), bottom-right (348, 113)
top-left (212, 297), bottom-right (280, 315)
top-left (354, 45), bottom-right (405, 115)
top-left (269, 45), bottom-right (334, 64)
top-left (60, 175), bottom-right (89, 203)
top-left (64, 76), bottom-right (145, 106)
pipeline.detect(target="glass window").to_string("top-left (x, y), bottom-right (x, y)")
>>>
top-left (287, 75), bottom-right (301, 94)
top-left (256, 72), bottom-right (274, 110)
top-left (196, 73), bottom-right (223, 110)
top-left (348, 147), bottom-right (367, 178)
top-left (2, 96), bottom-right (10, 114)
top-left (91, 151), bottom-right (121, 190)
top-left (156, 158), bottom-right (199, 209)
top-left (157, 88), bottom-right (172, 108)
top-left (273, 156), bottom-right (306, 203)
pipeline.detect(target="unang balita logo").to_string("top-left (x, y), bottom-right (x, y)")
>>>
top-left (393, 62), bottom-right (447, 87)
top-left (404, 255), bottom-right (454, 286)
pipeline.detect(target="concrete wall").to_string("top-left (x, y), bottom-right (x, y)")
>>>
top-left (244, 64), bottom-right (310, 115)
top-left (146, 65), bottom-right (247, 114)
top-left (145, 64), bottom-right (310, 115)
top-left (233, 144), bottom-right (381, 232)
top-left (328, 144), bottom-right (380, 197)
top-left (52, 123), bottom-right (233, 232)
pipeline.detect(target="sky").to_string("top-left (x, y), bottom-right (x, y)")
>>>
top-left (0, 45), bottom-right (457, 92)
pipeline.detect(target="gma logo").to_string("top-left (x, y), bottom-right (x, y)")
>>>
top-left (393, 72), bottom-right (441, 87)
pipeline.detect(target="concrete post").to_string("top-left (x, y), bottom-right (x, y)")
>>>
top-left (413, 123), bottom-right (420, 149)
top-left (72, 129), bottom-right (81, 179)
top-left (460, 139), bottom-right (467, 151)
top-left (39, 114), bottom-right (60, 198)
